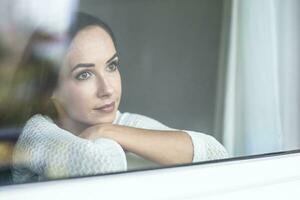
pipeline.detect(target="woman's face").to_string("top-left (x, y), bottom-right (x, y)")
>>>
top-left (53, 25), bottom-right (121, 127)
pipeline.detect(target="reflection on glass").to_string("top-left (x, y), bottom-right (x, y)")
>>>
top-left (9, 12), bottom-right (228, 184)
top-left (1, 0), bottom-right (300, 187)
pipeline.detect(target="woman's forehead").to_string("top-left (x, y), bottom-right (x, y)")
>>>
top-left (66, 26), bottom-right (116, 67)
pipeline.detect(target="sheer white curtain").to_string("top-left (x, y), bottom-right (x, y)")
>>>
top-left (216, 0), bottom-right (300, 156)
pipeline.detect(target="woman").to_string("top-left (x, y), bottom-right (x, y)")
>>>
top-left (12, 13), bottom-right (228, 183)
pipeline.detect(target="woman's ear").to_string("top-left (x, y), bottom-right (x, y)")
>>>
top-left (50, 94), bottom-right (60, 111)
top-left (50, 93), bottom-right (67, 120)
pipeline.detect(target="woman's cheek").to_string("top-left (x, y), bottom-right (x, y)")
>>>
top-left (67, 83), bottom-right (93, 114)
top-left (112, 72), bottom-right (122, 98)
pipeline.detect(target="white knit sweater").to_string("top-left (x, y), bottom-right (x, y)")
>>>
top-left (12, 111), bottom-right (229, 183)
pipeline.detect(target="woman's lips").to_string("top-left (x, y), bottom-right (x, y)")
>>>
top-left (94, 102), bottom-right (115, 113)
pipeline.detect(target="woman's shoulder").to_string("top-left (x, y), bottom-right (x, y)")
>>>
top-left (22, 114), bottom-right (55, 132)
top-left (25, 114), bottom-right (54, 125)
top-left (17, 114), bottom-right (65, 143)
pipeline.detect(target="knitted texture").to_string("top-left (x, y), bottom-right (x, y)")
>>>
top-left (12, 114), bottom-right (127, 183)
top-left (116, 112), bottom-right (229, 162)
top-left (12, 111), bottom-right (229, 183)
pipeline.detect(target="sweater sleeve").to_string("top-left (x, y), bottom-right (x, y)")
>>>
top-left (117, 112), bottom-right (229, 162)
top-left (12, 114), bottom-right (127, 183)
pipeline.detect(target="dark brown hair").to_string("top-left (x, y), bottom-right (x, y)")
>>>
top-left (2, 12), bottom-right (117, 126)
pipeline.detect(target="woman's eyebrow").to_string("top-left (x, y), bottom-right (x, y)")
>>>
top-left (71, 53), bottom-right (118, 72)
top-left (106, 53), bottom-right (118, 64)
top-left (71, 63), bottom-right (95, 72)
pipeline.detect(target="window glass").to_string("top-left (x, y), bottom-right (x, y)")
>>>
top-left (1, 0), bottom-right (299, 186)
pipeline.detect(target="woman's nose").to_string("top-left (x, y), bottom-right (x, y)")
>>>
top-left (96, 77), bottom-right (114, 99)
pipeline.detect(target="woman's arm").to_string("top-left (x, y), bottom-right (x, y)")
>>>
top-left (80, 124), bottom-right (194, 165)
top-left (12, 114), bottom-right (127, 183)
top-left (80, 112), bottom-right (229, 165)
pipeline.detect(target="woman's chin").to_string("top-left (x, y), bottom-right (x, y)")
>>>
top-left (89, 112), bottom-right (116, 125)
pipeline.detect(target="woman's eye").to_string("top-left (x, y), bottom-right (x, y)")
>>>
top-left (76, 71), bottom-right (92, 80)
top-left (106, 61), bottom-right (119, 72)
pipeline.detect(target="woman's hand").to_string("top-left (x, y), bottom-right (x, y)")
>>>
top-left (79, 124), bottom-right (116, 140)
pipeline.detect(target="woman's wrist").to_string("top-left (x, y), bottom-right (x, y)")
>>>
top-left (79, 124), bottom-right (111, 140)
top-left (98, 124), bottom-right (119, 140)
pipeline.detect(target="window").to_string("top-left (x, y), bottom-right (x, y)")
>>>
top-left (0, 0), bottom-right (299, 188)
